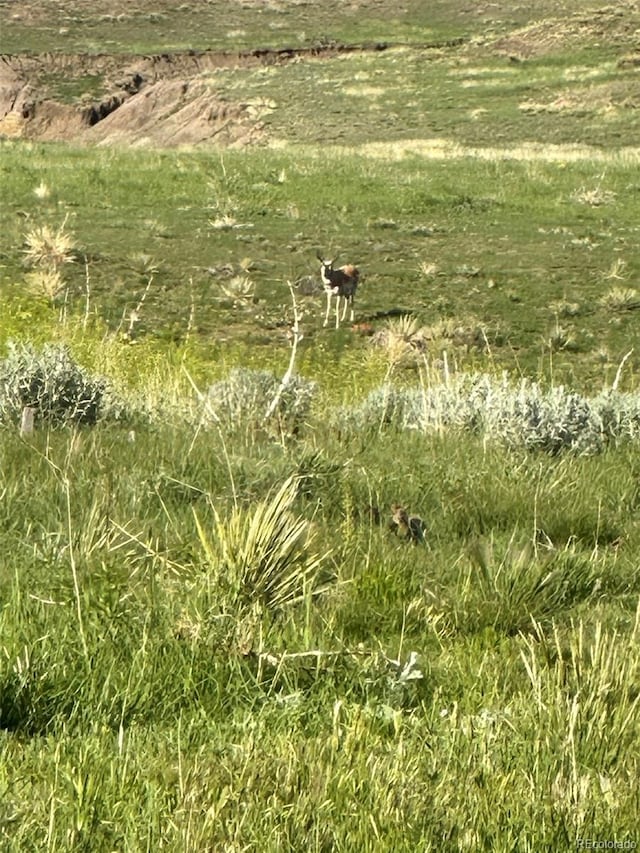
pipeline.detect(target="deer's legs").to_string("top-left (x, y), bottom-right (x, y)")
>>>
top-left (323, 291), bottom-right (332, 327)
top-left (341, 296), bottom-right (355, 323)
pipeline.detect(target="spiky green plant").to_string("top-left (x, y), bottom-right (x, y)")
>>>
top-left (195, 475), bottom-right (328, 612)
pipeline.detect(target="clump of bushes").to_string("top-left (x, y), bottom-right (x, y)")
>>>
top-left (0, 341), bottom-right (123, 427)
top-left (339, 373), bottom-right (640, 454)
top-left (206, 368), bottom-right (317, 437)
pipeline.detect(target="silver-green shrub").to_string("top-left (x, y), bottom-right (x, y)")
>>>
top-left (592, 389), bottom-right (640, 443)
top-left (0, 342), bottom-right (120, 427)
top-left (480, 379), bottom-right (602, 454)
top-left (339, 373), bottom-right (640, 454)
top-left (206, 368), bottom-right (317, 436)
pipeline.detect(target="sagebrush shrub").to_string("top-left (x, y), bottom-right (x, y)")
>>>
top-left (0, 342), bottom-right (120, 427)
top-left (338, 373), bottom-right (640, 454)
top-left (206, 368), bottom-right (317, 436)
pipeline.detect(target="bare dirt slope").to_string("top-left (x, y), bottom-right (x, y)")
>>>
top-left (0, 44), bottom-right (386, 147)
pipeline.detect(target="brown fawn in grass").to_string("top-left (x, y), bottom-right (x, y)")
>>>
top-left (389, 503), bottom-right (426, 545)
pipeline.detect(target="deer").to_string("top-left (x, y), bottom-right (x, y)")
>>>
top-left (317, 252), bottom-right (360, 329)
top-left (389, 503), bottom-right (426, 545)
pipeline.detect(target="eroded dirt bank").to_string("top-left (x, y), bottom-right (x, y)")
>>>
top-left (0, 42), bottom-right (390, 147)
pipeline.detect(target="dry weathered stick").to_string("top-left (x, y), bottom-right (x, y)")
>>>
top-left (263, 280), bottom-right (303, 423)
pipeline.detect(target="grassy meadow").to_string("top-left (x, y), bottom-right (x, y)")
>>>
top-left (1, 2), bottom-right (640, 850)
top-left (0, 0), bottom-right (605, 54)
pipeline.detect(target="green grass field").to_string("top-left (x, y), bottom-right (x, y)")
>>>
top-left (1, 2), bottom-right (640, 850)
top-left (1, 0), bottom-right (604, 54)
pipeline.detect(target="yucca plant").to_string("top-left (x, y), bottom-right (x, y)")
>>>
top-left (219, 274), bottom-right (256, 306)
top-left (194, 475), bottom-right (328, 612)
top-left (22, 218), bottom-right (77, 305)
top-left (370, 315), bottom-right (429, 364)
top-left (599, 286), bottom-right (640, 312)
top-left (23, 269), bottom-right (65, 300)
top-left (33, 181), bottom-right (50, 200)
top-left (23, 221), bottom-right (76, 269)
top-left (127, 253), bottom-right (160, 278)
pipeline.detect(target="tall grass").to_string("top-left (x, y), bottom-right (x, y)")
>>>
top-left (0, 364), bottom-right (637, 847)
